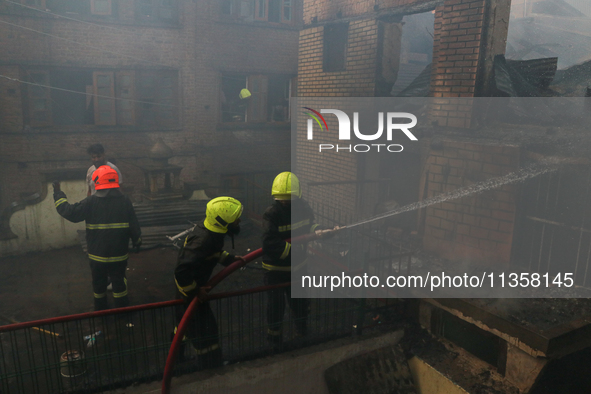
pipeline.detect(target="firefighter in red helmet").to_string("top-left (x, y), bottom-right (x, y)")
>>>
top-left (53, 165), bottom-right (141, 311)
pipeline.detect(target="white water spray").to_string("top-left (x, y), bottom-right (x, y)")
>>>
top-left (344, 162), bottom-right (559, 230)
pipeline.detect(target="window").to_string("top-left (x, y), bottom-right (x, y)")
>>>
top-left (116, 71), bottom-right (135, 125)
top-left (20, 0), bottom-right (45, 9)
top-left (45, 0), bottom-right (117, 17)
top-left (255, 0), bottom-right (292, 23)
top-left (93, 71), bottom-right (116, 125)
top-left (323, 23), bottom-right (349, 72)
top-left (136, 0), bottom-right (178, 24)
top-left (24, 68), bottom-right (177, 128)
top-left (136, 70), bottom-right (177, 127)
top-left (221, 0), bottom-right (253, 20)
top-left (90, 0), bottom-right (111, 15)
top-left (221, 74), bottom-right (293, 123)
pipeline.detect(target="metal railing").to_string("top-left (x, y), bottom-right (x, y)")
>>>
top-left (512, 165), bottom-right (591, 286)
top-left (0, 203), bottom-right (412, 394)
top-left (0, 301), bottom-right (179, 394)
top-left (0, 289), bottom-right (376, 394)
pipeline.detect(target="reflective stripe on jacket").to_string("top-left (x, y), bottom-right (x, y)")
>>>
top-left (174, 225), bottom-right (235, 297)
top-left (262, 199), bottom-right (318, 271)
top-left (54, 189), bottom-right (141, 263)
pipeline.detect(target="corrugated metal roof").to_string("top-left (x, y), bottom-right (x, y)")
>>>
top-left (494, 56), bottom-right (558, 97)
top-left (394, 64), bottom-right (431, 97)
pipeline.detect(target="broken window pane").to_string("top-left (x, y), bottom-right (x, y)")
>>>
top-left (221, 74), bottom-right (247, 122)
top-left (323, 23), bottom-right (348, 72)
top-left (389, 11), bottom-right (435, 97)
top-left (283, 0), bottom-right (291, 22)
top-left (221, 73), bottom-right (292, 123)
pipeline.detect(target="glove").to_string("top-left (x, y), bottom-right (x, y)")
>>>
top-left (180, 286), bottom-right (210, 304)
top-left (133, 238), bottom-right (142, 253)
top-left (52, 181), bottom-right (61, 193)
top-left (235, 255), bottom-right (247, 265)
top-left (197, 286), bottom-right (211, 301)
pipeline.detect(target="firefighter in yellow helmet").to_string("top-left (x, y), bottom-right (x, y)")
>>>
top-left (262, 172), bottom-right (319, 348)
top-left (174, 196), bottom-right (245, 367)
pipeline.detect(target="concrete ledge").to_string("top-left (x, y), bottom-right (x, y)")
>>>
top-left (120, 330), bottom-right (404, 394)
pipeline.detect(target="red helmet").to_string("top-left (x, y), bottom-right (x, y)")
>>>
top-left (93, 165), bottom-right (119, 190)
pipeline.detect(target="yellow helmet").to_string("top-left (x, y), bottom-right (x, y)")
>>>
top-left (204, 197), bottom-right (243, 233)
top-left (272, 172), bottom-right (302, 200)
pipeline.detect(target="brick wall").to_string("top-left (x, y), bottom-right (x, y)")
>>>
top-left (430, 0), bottom-right (485, 99)
top-left (294, 98), bottom-right (360, 214)
top-left (421, 140), bottom-right (520, 265)
top-left (298, 19), bottom-right (379, 97)
top-left (427, 0), bottom-right (484, 127)
top-left (296, 0), bottom-right (517, 265)
top-left (296, 20), bottom-right (374, 214)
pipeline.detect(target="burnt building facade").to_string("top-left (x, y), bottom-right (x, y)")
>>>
top-left (296, 0), bottom-right (527, 265)
top-left (295, 0), bottom-right (591, 392)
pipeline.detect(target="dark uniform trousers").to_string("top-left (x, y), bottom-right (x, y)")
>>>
top-left (54, 188), bottom-right (141, 312)
top-left (264, 270), bottom-right (310, 341)
top-left (175, 295), bottom-right (222, 368)
top-left (173, 225), bottom-right (236, 368)
top-left (90, 260), bottom-right (129, 311)
top-left (262, 199), bottom-right (316, 344)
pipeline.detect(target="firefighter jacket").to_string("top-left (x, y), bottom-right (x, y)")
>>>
top-left (174, 225), bottom-right (236, 299)
top-left (262, 199), bottom-right (319, 272)
top-left (54, 189), bottom-right (141, 263)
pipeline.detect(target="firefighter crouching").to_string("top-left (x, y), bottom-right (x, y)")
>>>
top-left (262, 172), bottom-right (320, 347)
top-left (174, 196), bottom-right (245, 367)
top-left (53, 165), bottom-right (142, 311)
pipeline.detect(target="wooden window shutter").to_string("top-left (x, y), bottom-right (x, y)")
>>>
top-left (116, 71), bottom-right (135, 126)
top-left (93, 71), bottom-right (116, 125)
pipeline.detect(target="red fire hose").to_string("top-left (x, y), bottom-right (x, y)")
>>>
top-left (161, 230), bottom-right (332, 394)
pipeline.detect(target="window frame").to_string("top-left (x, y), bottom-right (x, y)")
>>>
top-left (135, 69), bottom-right (179, 128)
top-left (135, 0), bottom-right (178, 24)
top-left (220, 73), bottom-right (294, 125)
top-left (92, 71), bottom-right (116, 126)
top-left (20, 0), bottom-right (46, 9)
top-left (323, 23), bottom-right (349, 73)
top-left (23, 67), bottom-right (178, 129)
top-left (254, 0), bottom-right (293, 24)
top-left (115, 71), bottom-right (135, 126)
top-left (90, 0), bottom-right (112, 15)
